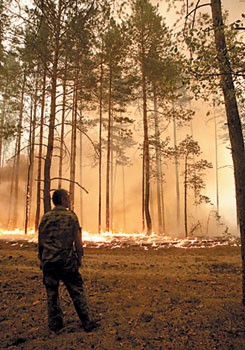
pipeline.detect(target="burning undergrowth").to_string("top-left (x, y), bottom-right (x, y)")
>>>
top-left (80, 232), bottom-right (240, 249)
top-left (0, 229), bottom-right (240, 249)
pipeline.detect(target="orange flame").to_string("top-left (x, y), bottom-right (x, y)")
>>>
top-left (0, 228), bottom-right (240, 248)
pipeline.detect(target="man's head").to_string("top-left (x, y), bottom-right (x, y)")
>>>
top-left (52, 189), bottom-right (70, 208)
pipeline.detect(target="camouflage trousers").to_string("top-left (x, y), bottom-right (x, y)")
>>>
top-left (43, 267), bottom-right (89, 332)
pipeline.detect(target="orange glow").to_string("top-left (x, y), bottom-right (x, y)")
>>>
top-left (0, 228), bottom-right (35, 236)
top-left (0, 228), bottom-right (240, 248)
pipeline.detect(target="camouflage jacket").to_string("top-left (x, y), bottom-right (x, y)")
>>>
top-left (38, 205), bottom-right (83, 271)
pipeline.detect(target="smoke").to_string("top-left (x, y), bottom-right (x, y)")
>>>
top-left (0, 156), bottom-right (29, 228)
top-left (0, 97), bottom-right (238, 237)
top-left (74, 105), bottom-right (237, 237)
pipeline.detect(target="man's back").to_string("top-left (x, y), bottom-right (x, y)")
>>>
top-left (38, 205), bottom-right (81, 270)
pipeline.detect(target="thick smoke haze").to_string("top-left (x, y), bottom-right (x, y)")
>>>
top-left (0, 98), bottom-right (237, 237)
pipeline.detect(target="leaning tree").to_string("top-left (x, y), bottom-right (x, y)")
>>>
top-left (180, 0), bottom-right (245, 304)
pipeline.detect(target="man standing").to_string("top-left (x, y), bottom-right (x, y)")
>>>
top-left (38, 189), bottom-right (98, 333)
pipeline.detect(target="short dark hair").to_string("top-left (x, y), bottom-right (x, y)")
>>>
top-left (52, 189), bottom-right (68, 206)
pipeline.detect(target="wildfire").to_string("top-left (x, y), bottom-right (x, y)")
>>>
top-left (0, 228), bottom-right (240, 249)
top-left (0, 228), bottom-right (35, 237)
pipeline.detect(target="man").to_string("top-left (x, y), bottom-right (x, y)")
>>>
top-left (38, 189), bottom-right (98, 333)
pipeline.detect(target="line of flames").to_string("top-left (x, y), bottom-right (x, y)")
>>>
top-left (0, 228), bottom-right (240, 249)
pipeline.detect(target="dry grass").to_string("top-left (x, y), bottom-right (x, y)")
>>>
top-left (0, 240), bottom-right (244, 349)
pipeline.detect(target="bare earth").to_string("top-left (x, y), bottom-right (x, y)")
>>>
top-left (0, 240), bottom-right (244, 350)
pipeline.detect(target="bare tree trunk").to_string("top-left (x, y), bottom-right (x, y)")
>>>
top-left (79, 129), bottom-right (83, 227)
top-left (173, 104), bottom-right (180, 229)
top-left (190, 116), bottom-right (198, 219)
top-left (150, 181), bottom-right (155, 229)
top-left (8, 155), bottom-right (17, 229)
top-left (58, 55), bottom-right (67, 189)
top-left (0, 94), bottom-right (6, 170)
top-left (69, 70), bottom-right (78, 210)
top-left (105, 67), bottom-right (112, 232)
top-left (159, 156), bottom-right (165, 233)
top-left (43, 0), bottom-right (61, 213)
top-left (122, 164), bottom-right (126, 231)
top-left (153, 89), bottom-right (164, 234)
top-left (142, 67), bottom-right (152, 235)
top-left (142, 148), bottom-right (145, 232)
top-left (29, 73), bottom-right (38, 222)
top-left (13, 72), bottom-right (26, 228)
top-left (25, 74), bottom-right (38, 234)
top-left (24, 102), bottom-right (34, 234)
top-left (112, 154), bottom-right (119, 230)
top-left (98, 54), bottom-right (103, 233)
top-left (213, 101), bottom-right (220, 216)
top-left (110, 117), bottom-right (114, 231)
top-left (0, 92), bottom-right (6, 188)
top-left (35, 66), bottom-right (46, 232)
top-left (184, 153), bottom-right (188, 238)
top-left (211, 0), bottom-right (245, 304)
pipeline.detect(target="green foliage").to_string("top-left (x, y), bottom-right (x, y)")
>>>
top-left (0, 52), bottom-right (23, 144)
top-left (0, 120), bottom-right (18, 139)
top-left (183, 10), bottom-right (245, 104)
top-left (96, 114), bottom-right (136, 167)
top-left (176, 135), bottom-right (213, 204)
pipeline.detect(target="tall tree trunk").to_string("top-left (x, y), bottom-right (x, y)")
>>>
top-left (35, 66), bottom-right (46, 232)
top-left (43, 0), bottom-right (61, 213)
top-left (29, 73), bottom-right (38, 222)
top-left (25, 74), bottom-right (38, 234)
top-left (24, 100), bottom-right (34, 234)
top-left (58, 54), bottom-right (67, 189)
top-left (184, 153), bottom-right (188, 238)
top-left (122, 164), bottom-right (126, 231)
top-left (211, 0), bottom-right (245, 304)
top-left (8, 154), bottom-right (17, 228)
top-left (142, 65), bottom-right (152, 235)
top-left (69, 69), bottom-right (78, 210)
top-left (153, 89), bottom-right (164, 234)
top-left (110, 116), bottom-right (114, 231)
top-left (190, 116), bottom-right (198, 218)
top-left (0, 94), bottom-right (6, 170)
top-left (0, 88), bottom-right (7, 189)
top-left (213, 101), bottom-right (220, 216)
top-left (105, 66), bottom-right (112, 232)
top-left (112, 154), bottom-right (119, 230)
top-left (159, 155), bottom-right (165, 233)
top-left (98, 53), bottom-right (103, 233)
top-left (79, 129), bottom-right (83, 227)
top-left (142, 147), bottom-right (145, 232)
top-left (173, 104), bottom-right (180, 230)
top-left (13, 72), bottom-right (26, 228)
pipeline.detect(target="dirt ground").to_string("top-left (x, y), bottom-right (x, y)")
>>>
top-left (0, 239), bottom-right (244, 350)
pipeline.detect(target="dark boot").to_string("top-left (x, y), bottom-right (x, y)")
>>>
top-left (49, 318), bottom-right (64, 333)
top-left (82, 319), bottom-right (100, 332)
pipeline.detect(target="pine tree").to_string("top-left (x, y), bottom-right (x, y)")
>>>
top-left (175, 135), bottom-right (212, 238)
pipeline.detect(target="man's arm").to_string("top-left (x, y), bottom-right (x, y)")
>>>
top-left (38, 216), bottom-right (47, 263)
top-left (74, 225), bottom-right (83, 266)
top-left (38, 223), bottom-right (44, 268)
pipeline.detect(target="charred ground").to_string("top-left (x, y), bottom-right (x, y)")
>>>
top-left (0, 240), bottom-right (244, 349)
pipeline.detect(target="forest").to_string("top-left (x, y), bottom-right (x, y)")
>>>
top-left (0, 1), bottom-right (245, 347)
top-left (0, 2), bottom-right (244, 240)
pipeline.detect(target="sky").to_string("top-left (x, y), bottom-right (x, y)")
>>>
top-left (153, 0), bottom-right (245, 26)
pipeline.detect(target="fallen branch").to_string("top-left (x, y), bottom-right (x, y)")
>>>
top-left (50, 177), bottom-right (89, 194)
